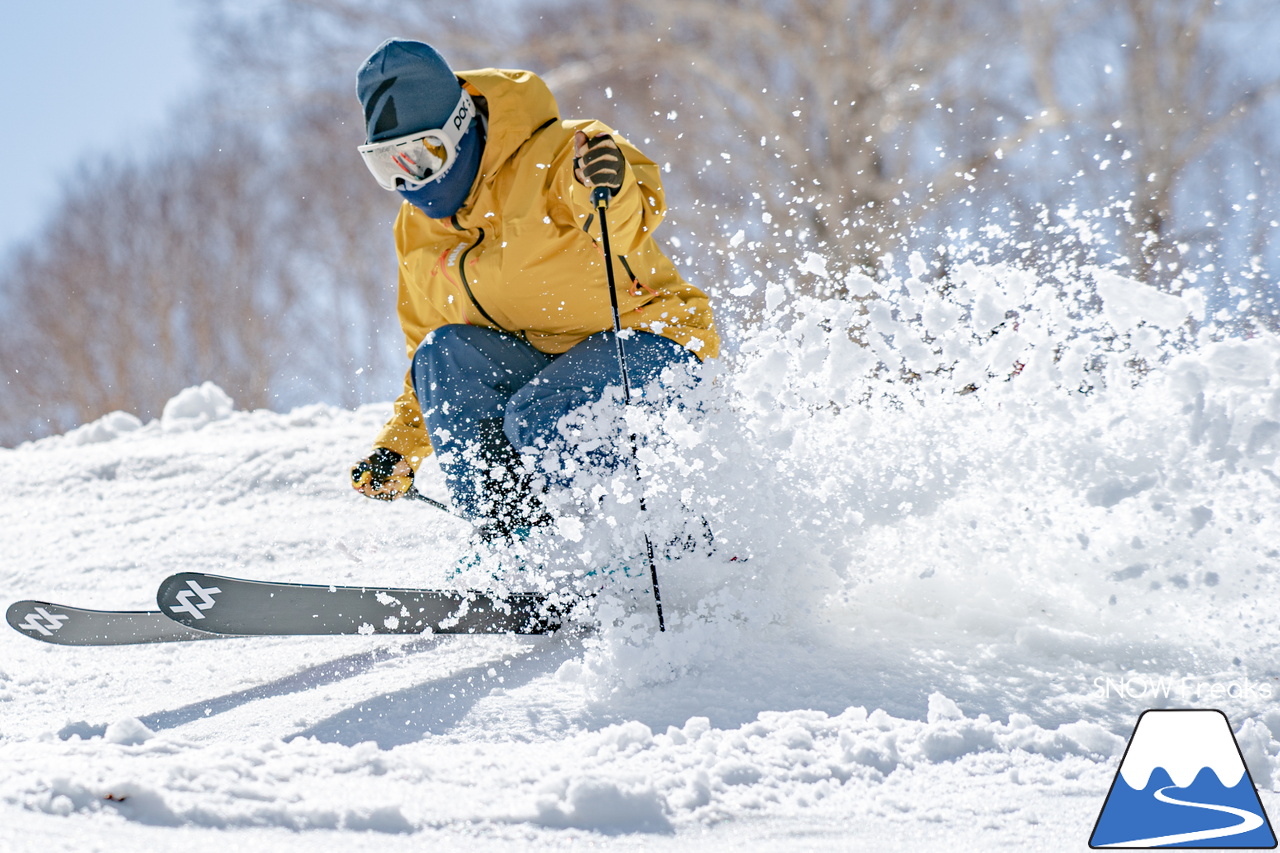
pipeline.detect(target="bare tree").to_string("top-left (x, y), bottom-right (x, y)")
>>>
top-left (0, 119), bottom-right (297, 441)
top-left (1027, 0), bottom-right (1280, 288)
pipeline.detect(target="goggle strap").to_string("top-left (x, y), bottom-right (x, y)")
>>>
top-left (357, 90), bottom-right (474, 155)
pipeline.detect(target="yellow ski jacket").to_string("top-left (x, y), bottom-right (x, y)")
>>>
top-left (372, 68), bottom-right (719, 467)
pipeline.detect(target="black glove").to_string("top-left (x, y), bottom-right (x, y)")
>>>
top-left (351, 447), bottom-right (414, 501)
top-left (573, 131), bottom-right (625, 194)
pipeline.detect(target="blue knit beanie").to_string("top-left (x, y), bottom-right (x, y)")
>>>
top-left (356, 39), bottom-right (483, 218)
top-left (357, 39), bottom-right (461, 142)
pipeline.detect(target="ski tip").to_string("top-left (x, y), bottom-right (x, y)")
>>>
top-left (8, 597), bottom-right (229, 646)
top-left (6, 600), bottom-right (67, 642)
top-left (156, 572), bottom-right (229, 627)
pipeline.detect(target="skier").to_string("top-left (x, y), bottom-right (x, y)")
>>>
top-left (348, 39), bottom-right (719, 544)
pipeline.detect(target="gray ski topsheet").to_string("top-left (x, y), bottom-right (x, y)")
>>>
top-left (156, 572), bottom-right (566, 636)
top-left (6, 600), bottom-right (222, 646)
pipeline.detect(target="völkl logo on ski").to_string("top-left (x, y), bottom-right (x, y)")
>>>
top-left (1090, 709), bottom-right (1277, 848)
top-left (168, 580), bottom-right (222, 620)
top-left (16, 607), bottom-right (69, 637)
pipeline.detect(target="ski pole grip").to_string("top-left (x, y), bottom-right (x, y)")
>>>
top-left (592, 186), bottom-right (612, 210)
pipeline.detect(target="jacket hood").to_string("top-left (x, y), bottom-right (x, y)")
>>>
top-left (457, 69), bottom-right (560, 177)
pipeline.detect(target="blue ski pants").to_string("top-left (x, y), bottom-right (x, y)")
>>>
top-left (411, 324), bottom-right (698, 516)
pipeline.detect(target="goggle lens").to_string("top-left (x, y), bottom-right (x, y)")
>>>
top-left (390, 137), bottom-right (448, 182)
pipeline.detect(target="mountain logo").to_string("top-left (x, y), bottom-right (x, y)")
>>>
top-left (1090, 709), bottom-right (1276, 848)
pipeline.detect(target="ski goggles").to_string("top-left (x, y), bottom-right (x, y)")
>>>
top-left (357, 90), bottom-right (475, 191)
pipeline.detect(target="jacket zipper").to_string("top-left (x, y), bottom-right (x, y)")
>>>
top-left (451, 217), bottom-right (502, 329)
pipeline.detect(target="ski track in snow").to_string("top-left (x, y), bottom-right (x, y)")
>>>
top-left (3, 251), bottom-right (1280, 850)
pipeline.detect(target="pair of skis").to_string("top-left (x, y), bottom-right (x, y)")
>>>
top-left (6, 572), bottom-right (571, 647)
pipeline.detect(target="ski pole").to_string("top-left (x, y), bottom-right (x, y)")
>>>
top-left (407, 486), bottom-right (517, 539)
top-left (405, 484), bottom-right (459, 516)
top-left (593, 185), bottom-right (666, 632)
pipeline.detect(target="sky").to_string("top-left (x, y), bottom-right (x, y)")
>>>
top-left (0, 0), bottom-right (202, 257)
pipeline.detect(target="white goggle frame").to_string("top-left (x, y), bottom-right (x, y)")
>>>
top-left (358, 90), bottom-right (475, 191)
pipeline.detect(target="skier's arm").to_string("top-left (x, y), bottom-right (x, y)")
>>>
top-left (557, 123), bottom-right (668, 255)
top-left (366, 209), bottom-right (449, 478)
top-left (372, 370), bottom-right (433, 465)
top-left (355, 350), bottom-right (435, 502)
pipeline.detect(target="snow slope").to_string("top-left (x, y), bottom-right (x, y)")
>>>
top-left (2, 248), bottom-right (1280, 851)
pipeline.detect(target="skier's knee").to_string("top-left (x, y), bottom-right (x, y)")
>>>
top-left (414, 324), bottom-right (471, 363)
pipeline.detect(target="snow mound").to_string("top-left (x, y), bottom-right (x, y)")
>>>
top-left (57, 410), bottom-right (144, 446)
top-left (536, 776), bottom-right (673, 834)
top-left (160, 382), bottom-right (234, 432)
top-left (103, 718), bottom-right (155, 747)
